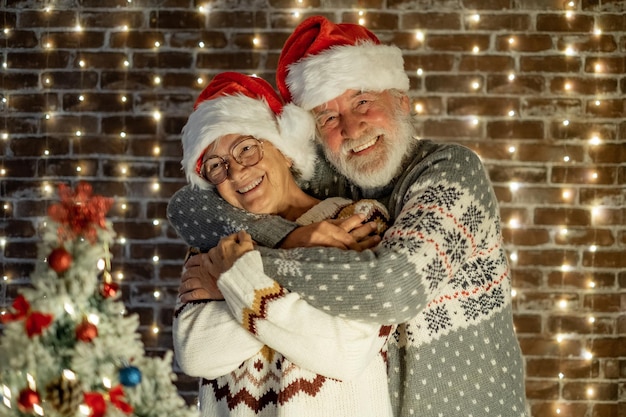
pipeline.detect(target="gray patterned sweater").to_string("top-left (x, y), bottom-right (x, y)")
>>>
top-left (167, 140), bottom-right (530, 417)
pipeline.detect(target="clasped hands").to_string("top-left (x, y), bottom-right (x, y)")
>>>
top-left (178, 213), bottom-right (380, 303)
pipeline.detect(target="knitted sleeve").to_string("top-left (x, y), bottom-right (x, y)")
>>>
top-left (172, 300), bottom-right (264, 379)
top-left (166, 185), bottom-right (298, 251)
top-left (217, 251), bottom-right (392, 381)
top-left (256, 145), bottom-right (506, 324)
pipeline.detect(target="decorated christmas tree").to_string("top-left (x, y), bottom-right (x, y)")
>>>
top-left (0, 182), bottom-right (197, 417)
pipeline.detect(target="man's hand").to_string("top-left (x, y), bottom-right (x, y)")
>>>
top-left (179, 252), bottom-right (224, 302)
top-left (178, 231), bottom-right (255, 303)
top-left (206, 231), bottom-right (255, 277)
top-left (280, 214), bottom-right (380, 250)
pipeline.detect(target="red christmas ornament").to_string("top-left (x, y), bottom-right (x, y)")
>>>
top-left (48, 247), bottom-right (73, 274)
top-left (100, 281), bottom-right (120, 298)
top-left (76, 320), bottom-right (98, 342)
top-left (17, 388), bottom-right (41, 413)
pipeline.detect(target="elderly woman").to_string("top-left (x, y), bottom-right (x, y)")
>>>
top-left (171, 72), bottom-right (392, 417)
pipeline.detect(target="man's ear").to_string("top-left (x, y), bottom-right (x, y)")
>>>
top-left (399, 93), bottom-right (411, 115)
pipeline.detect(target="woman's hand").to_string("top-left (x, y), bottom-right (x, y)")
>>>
top-left (280, 213), bottom-right (380, 251)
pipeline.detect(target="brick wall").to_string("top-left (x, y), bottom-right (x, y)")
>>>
top-left (1, 0), bottom-right (624, 416)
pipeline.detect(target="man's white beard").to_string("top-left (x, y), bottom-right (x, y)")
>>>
top-left (323, 112), bottom-right (416, 189)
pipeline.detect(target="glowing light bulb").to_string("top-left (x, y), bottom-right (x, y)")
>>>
top-left (198, 41), bottom-right (205, 48)
top-left (558, 372), bottom-right (564, 379)
top-left (414, 103), bottom-right (423, 113)
top-left (563, 156), bottom-right (570, 162)
top-left (152, 182), bottom-right (160, 191)
top-left (120, 131), bottom-right (126, 138)
top-left (508, 218), bottom-right (520, 228)
top-left (416, 68), bottom-right (423, 76)
top-left (415, 31), bottom-right (425, 42)
top-left (589, 244), bottom-right (597, 252)
top-left (252, 37), bottom-right (260, 46)
top-left (75, 130), bottom-right (82, 137)
top-left (589, 135), bottom-right (601, 145)
top-left (153, 110), bottom-right (161, 120)
top-left (154, 41), bottom-right (161, 48)
top-left (556, 334), bottom-right (564, 343)
top-left (509, 182), bottom-right (520, 192)
top-left (153, 219), bottom-right (160, 226)
top-left (153, 75), bottom-right (161, 85)
top-left (472, 46), bottom-right (480, 53)
top-left (152, 255), bottom-right (160, 262)
top-left (508, 37), bottom-right (515, 45)
top-left (508, 146), bottom-right (516, 153)
top-left (558, 300), bottom-right (568, 309)
top-left (509, 252), bottom-right (518, 262)
top-left (563, 120), bottom-right (569, 126)
top-left (508, 110), bottom-right (515, 117)
top-left (153, 290), bottom-right (161, 299)
top-left (471, 14), bottom-right (480, 22)
top-left (582, 350), bottom-right (593, 360)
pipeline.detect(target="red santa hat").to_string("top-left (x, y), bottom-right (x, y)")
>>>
top-left (277, 15), bottom-right (409, 110)
top-left (181, 72), bottom-right (316, 189)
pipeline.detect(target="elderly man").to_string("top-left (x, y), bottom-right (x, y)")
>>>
top-left (168, 15), bottom-right (529, 417)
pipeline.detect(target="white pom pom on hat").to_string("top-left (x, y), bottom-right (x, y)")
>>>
top-left (181, 72), bottom-right (316, 189)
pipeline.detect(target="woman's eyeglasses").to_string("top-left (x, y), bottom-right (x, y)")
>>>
top-left (199, 137), bottom-right (264, 185)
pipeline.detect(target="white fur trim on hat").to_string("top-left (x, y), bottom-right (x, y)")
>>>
top-left (181, 94), bottom-right (316, 189)
top-left (286, 41), bottom-right (409, 110)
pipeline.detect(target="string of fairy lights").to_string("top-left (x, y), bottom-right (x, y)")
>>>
top-left (1, 0), bottom-right (623, 414)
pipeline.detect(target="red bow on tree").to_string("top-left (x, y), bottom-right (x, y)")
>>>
top-left (1, 295), bottom-right (54, 337)
top-left (84, 385), bottom-right (133, 417)
top-left (47, 182), bottom-right (114, 243)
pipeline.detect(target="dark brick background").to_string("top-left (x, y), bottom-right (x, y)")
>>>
top-left (0, 1), bottom-right (624, 415)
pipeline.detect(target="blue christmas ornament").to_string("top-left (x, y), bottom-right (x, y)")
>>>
top-left (119, 365), bottom-right (142, 387)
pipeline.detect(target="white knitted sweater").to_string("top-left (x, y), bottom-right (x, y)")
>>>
top-left (173, 198), bottom-right (394, 417)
